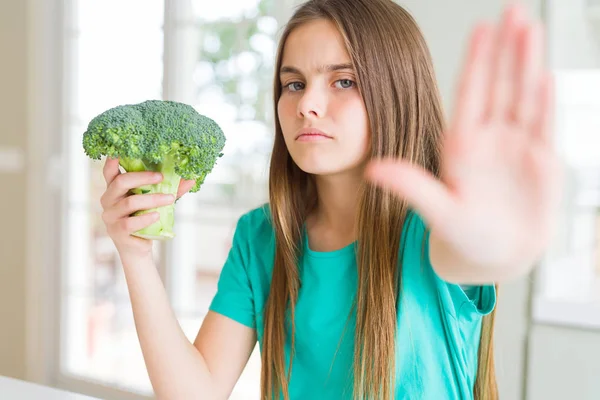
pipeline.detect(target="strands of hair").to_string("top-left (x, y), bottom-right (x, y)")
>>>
top-left (262, 1), bottom-right (498, 399)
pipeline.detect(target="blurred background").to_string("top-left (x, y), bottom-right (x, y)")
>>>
top-left (1, 0), bottom-right (600, 399)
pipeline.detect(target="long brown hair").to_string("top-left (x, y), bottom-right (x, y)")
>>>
top-left (263, 0), bottom-right (498, 399)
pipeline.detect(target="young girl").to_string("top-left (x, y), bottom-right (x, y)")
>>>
top-left (99, 0), bottom-right (561, 399)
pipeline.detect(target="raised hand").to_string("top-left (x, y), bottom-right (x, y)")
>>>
top-left (366, 4), bottom-right (563, 278)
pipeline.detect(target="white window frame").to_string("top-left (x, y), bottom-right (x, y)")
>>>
top-left (26, 0), bottom-right (64, 388)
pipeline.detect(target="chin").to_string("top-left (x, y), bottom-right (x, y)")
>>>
top-left (291, 155), bottom-right (362, 177)
top-left (296, 163), bottom-right (341, 176)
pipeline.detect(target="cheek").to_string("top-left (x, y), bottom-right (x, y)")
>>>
top-left (278, 96), bottom-right (301, 148)
top-left (335, 97), bottom-right (370, 147)
top-left (277, 97), bottom-right (301, 153)
top-left (277, 97), bottom-right (295, 128)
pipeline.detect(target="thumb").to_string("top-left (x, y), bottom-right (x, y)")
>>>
top-left (176, 179), bottom-right (196, 199)
top-left (365, 159), bottom-right (455, 228)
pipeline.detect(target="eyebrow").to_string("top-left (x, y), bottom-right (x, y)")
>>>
top-left (279, 63), bottom-right (354, 75)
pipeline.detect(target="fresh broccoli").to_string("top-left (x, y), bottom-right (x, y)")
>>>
top-left (82, 99), bottom-right (226, 240)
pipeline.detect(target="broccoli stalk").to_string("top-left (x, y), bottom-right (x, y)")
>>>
top-left (121, 154), bottom-right (180, 239)
top-left (82, 100), bottom-right (226, 240)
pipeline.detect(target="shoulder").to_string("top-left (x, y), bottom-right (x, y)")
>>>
top-left (400, 209), bottom-right (497, 318)
top-left (404, 209), bottom-right (427, 233)
top-left (239, 202), bottom-right (271, 224)
top-left (233, 203), bottom-right (276, 249)
top-left (236, 203), bottom-right (273, 233)
top-left (400, 209), bottom-right (429, 252)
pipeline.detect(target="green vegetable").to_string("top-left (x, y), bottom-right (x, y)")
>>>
top-left (82, 100), bottom-right (226, 240)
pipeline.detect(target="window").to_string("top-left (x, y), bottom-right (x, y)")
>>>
top-left (532, 70), bottom-right (600, 328)
top-left (61, 0), bottom-right (165, 395)
top-left (57, 0), bottom-right (297, 398)
top-left (531, 1), bottom-right (600, 330)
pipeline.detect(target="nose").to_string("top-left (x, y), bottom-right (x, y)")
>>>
top-left (296, 86), bottom-right (324, 119)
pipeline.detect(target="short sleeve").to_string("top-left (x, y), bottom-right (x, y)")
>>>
top-left (425, 225), bottom-right (496, 318)
top-left (409, 211), bottom-right (497, 319)
top-left (458, 285), bottom-right (496, 316)
top-left (208, 215), bottom-right (256, 329)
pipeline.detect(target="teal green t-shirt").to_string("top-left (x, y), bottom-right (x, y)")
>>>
top-left (209, 205), bottom-right (496, 399)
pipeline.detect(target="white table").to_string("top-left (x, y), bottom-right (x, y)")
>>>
top-left (0, 376), bottom-right (101, 399)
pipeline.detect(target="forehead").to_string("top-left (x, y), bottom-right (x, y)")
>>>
top-left (281, 19), bottom-right (351, 69)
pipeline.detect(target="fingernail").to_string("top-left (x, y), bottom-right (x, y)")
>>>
top-left (154, 173), bottom-right (163, 181)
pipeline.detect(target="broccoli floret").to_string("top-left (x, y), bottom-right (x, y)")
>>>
top-left (82, 100), bottom-right (226, 240)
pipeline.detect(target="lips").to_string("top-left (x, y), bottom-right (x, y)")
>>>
top-left (295, 127), bottom-right (333, 140)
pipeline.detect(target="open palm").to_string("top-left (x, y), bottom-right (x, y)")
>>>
top-left (367, 4), bottom-right (563, 270)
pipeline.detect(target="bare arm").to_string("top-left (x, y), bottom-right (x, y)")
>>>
top-left (121, 253), bottom-right (256, 400)
top-left (194, 312), bottom-right (257, 399)
top-left (99, 159), bottom-right (257, 399)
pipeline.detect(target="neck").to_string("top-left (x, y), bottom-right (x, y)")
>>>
top-left (308, 169), bottom-right (364, 236)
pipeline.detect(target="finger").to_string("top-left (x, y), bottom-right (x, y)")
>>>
top-left (176, 179), bottom-right (196, 199)
top-left (103, 157), bottom-right (121, 187)
top-left (102, 193), bottom-right (175, 223)
top-left (114, 212), bottom-right (160, 236)
top-left (531, 71), bottom-right (555, 146)
top-left (514, 22), bottom-right (544, 127)
top-left (452, 23), bottom-right (495, 135)
top-left (365, 159), bottom-right (455, 229)
top-left (489, 4), bottom-right (525, 121)
top-left (525, 145), bottom-right (562, 241)
top-left (103, 171), bottom-right (163, 208)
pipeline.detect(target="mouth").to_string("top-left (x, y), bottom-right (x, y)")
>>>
top-left (295, 128), bottom-right (333, 141)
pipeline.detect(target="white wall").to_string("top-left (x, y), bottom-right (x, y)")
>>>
top-left (527, 1), bottom-right (600, 399)
top-left (527, 324), bottom-right (600, 400)
top-left (399, 0), bottom-right (543, 112)
top-left (547, 0), bottom-right (600, 69)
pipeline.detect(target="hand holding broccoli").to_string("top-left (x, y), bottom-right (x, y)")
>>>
top-left (83, 100), bottom-right (226, 246)
top-left (99, 158), bottom-right (196, 256)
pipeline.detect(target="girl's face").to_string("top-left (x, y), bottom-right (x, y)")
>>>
top-left (277, 19), bottom-right (370, 177)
